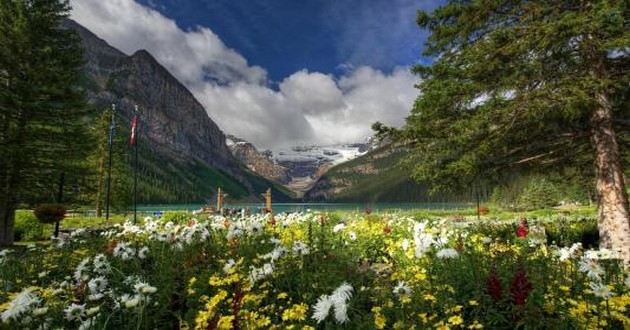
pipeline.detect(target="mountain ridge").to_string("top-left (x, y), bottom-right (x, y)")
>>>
top-left (65, 19), bottom-right (293, 203)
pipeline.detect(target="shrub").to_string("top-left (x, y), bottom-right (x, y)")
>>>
top-left (477, 206), bottom-right (490, 215)
top-left (14, 210), bottom-right (50, 241)
top-left (161, 211), bottom-right (192, 224)
top-left (517, 178), bottom-right (561, 210)
top-left (34, 204), bottom-right (67, 224)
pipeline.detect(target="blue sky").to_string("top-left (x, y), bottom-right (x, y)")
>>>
top-left (71, 0), bottom-right (443, 148)
top-left (138, 0), bottom-right (440, 82)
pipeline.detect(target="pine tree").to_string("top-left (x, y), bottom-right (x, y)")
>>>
top-left (400, 1), bottom-right (629, 260)
top-left (0, 0), bottom-right (89, 245)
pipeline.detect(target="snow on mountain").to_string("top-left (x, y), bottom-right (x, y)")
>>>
top-left (272, 139), bottom-right (377, 186)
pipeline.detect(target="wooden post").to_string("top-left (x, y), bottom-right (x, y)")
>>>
top-left (217, 187), bottom-right (223, 212)
top-left (265, 188), bottom-right (272, 213)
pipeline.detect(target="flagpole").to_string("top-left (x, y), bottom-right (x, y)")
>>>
top-left (105, 104), bottom-right (116, 221)
top-left (133, 105), bottom-right (139, 224)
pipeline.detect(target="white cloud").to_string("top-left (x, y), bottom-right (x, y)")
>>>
top-left (70, 0), bottom-right (418, 150)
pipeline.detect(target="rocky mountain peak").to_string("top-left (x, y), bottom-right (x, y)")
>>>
top-left (66, 19), bottom-right (292, 202)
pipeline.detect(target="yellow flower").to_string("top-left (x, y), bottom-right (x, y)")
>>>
top-left (448, 315), bottom-right (463, 326)
top-left (372, 307), bottom-right (387, 329)
top-left (188, 277), bottom-right (197, 295)
top-left (209, 273), bottom-right (240, 287)
top-left (468, 320), bottom-right (484, 329)
top-left (414, 271), bottom-right (427, 282)
top-left (393, 321), bottom-right (405, 329)
top-left (194, 290), bottom-right (228, 330)
top-left (217, 316), bottom-right (234, 330)
top-left (468, 300), bottom-right (478, 306)
top-left (255, 316), bottom-right (271, 328)
top-left (282, 303), bottom-right (308, 321)
top-left (435, 321), bottom-right (451, 330)
top-left (423, 294), bottom-right (437, 302)
top-left (277, 292), bottom-right (289, 300)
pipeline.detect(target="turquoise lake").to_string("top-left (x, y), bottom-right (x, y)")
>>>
top-left (136, 203), bottom-right (472, 214)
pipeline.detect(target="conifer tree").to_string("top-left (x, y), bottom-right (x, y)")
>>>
top-left (399, 1), bottom-right (629, 260)
top-left (0, 0), bottom-right (89, 245)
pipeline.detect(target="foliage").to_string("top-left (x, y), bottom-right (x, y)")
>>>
top-left (518, 177), bottom-right (562, 210)
top-left (13, 211), bottom-right (49, 242)
top-left (310, 144), bottom-right (470, 203)
top-left (398, 0), bottom-right (629, 191)
top-left (83, 107), bottom-right (294, 214)
top-left (160, 211), bottom-right (191, 224)
top-left (0, 212), bottom-right (627, 329)
top-left (33, 204), bottom-right (67, 224)
top-left (0, 0), bottom-right (91, 244)
top-left (491, 174), bottom-right (593, 210)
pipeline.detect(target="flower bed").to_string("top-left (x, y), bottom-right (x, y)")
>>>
top-left (0, 213), bottom-right (628, 329)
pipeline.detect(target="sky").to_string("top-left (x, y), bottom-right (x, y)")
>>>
top-left (70, 0), bottom-right (442, 150)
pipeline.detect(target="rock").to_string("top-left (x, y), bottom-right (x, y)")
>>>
top-left (64, 19), bottom-right (289, 201)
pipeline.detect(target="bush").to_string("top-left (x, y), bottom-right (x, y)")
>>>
top-left (517, 177), bottom-right (561, 210)
top-left (161, 211), bottom-right (192, 224)
top-left (33, 204), bottom-right (66, 224)
top-left (14, 210), bottom-right (50, 241)
top-left (477, 206), bottom-right (490, 215)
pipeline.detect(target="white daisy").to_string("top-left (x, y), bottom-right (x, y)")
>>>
top-left (393, 281), bottom-right (412, 296)
top-left (138, 246), bottom-right (149, 259)
top-left (33, 307), bottom-right (48, 316)
top-left (333, 223), bottom-right (346, 233)
top-left (223, 259), bottom-right (236, 273)
top-left (1, 287), bottom-right (41, 322)
top-left (134, 282), bottom-right (157, 295)
top-left (88, 277), bottom-right (108, 294)
top-left (589, 282), bottom-right (612, 299)
top-left (414, 232), bottom-right (434, 258)
top-left (292, 241), bottom-right (310, 256)
top-left (436, 248), bottom-right (459, 259)
top-left (74, 258), bottom-right (91, 282)
top-left (64, 303), bottom-right (85, 321)
top-left (121, 294), bottom-right (141, 309)
top-left (312, 295), bottom-right (333, 323)
top-left (312, 282), bottom-right (353, 324)
top-left (93, 254), bottom-right (111, 274)
top-left (401, 239), bottom-right (410, 251)
top-left (578, 257), bottom-right (604, 281)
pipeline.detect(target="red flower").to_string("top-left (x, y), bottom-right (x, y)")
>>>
top-left (510, 266), bottom-right (533, 306)
top-left (486, 268), bottom-right (502, 302)
top-left (516, 224), bottom-right (529, 238)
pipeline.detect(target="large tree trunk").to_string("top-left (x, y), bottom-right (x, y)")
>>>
top-left (590, 91), bottom-right (630, 264)
top-left (0, 197), bottom-right (16, 246)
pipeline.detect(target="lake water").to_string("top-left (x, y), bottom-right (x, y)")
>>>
top-left (136, 202), bottom-right (472, 214)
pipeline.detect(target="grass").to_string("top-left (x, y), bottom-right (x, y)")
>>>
top-left (12, 204), bottom-right (597, 244)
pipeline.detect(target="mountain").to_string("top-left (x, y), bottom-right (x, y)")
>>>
top-left (65, 20), bottom-right (293, 203)
top-left (304, 144), bottom-right (461, 203)
top-left (273, 142), bottom-right (374, 194)
top-left (224, 133), bottom-right (379, 196)
top-left (226, 135), bottom-right (291, 185)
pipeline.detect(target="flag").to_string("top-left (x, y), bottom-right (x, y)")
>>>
top-left (129, 115), bottom-right (138, 145)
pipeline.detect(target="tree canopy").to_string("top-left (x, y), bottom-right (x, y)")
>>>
top-left (402, 0), bottom-right (628, 190)
top-left (396, 0), bottom-right (629, 261)
top-left (0, 0), bottom-right (90, 244)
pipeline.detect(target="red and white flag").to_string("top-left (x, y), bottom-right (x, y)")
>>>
top-left (129, 115), bottom-right (138, 145)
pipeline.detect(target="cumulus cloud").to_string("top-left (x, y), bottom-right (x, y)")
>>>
top-left (70, 0), bottom-right (418, 150)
